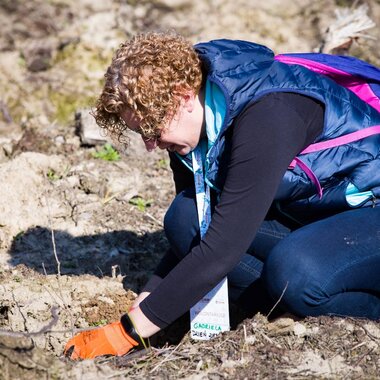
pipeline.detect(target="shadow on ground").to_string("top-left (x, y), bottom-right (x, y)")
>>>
top-left (7, 226), bottom-right (168, 294)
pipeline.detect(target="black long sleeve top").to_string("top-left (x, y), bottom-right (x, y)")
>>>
top-left (140, 92), bottom-right (324, 328)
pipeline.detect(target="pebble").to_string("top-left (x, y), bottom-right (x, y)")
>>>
top-left (293, 322), bottom-right (307, 337)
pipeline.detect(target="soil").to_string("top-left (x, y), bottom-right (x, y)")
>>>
top-left (0, 0), bottom-right (379, 379)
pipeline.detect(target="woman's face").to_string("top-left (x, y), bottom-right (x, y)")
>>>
top-left (120, 91), bottom-right (205, 156)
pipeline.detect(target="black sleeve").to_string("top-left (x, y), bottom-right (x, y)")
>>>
top-left (140, 93), bottom-right (324, 328)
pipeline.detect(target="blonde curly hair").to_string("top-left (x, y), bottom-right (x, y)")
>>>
top-left (93, 32), bottom-right (203, 146)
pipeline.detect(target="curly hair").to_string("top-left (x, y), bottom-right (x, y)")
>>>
top-left (93, 32), bottom-right (203, 146)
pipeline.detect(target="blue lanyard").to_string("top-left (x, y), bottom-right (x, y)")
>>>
top-left (191, 146), bottom-right (211, 237)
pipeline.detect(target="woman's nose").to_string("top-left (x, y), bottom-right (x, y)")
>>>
top-left (142, 137), bottom-right (158, 152)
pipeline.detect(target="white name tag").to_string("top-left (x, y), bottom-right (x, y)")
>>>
top-left (190, 277), bottom-right (230, 340)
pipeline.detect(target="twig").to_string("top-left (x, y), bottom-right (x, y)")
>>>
top-left (102, 191), bottom-right (121, 205)
top-left (42, 262), bottom-right (48, 276)
top-left (51, 229), bottom-right (61, 277)
top-left (266, 281), bottom-right (288, 319)
top-left (42, 184), bottom-right (61, 277)
top-left (348, 341), bottom-right (367, 352)
top-left (352, 347), bottom-right (375, 367)
top-left (41, 264), bottom-right (69, 309)
top-left (41, 264), bottom-right (69, 318)
top-left (214, 336), bottom-right (230, 350)
top-left (258, 329), bottom-right (275, 345)
top-left (96, 265), bottom-right (104, 277)
top-left (43, 188), bottom-right (61, 277)
top-left (319, 3), bottom-right (376, 53)
top-left (43, 187), bottom-right (75, 334)
top-left (123, 348), bottom-right (152, 361)
top-left (114, 348), bottom-right (153, 368)
top-left (111, 265), bottom-right (120, 279)
top-left (360, 324), bottom-right (380, 342)
top-left (144, 212), bottom-right (163, 227)
top-left (11, 292), bottom-right (28, 333)
top-left (149, 341), bottom-right (184, 373)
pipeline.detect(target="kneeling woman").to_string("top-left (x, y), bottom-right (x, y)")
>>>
top-left (65, 32), bottom-right (380, 359)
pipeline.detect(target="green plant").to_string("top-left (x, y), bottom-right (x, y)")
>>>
top-left (89, 319), bottom-right (108, 327)
top-left (46, 165), bottom-right (71, 181)
top-left (47, 168), bottom-right (60, 181)
top-left (92, 143), bottom-right (120, 161)
top-left (129, 196), bottom-right (153, 212)
top-left (18, 55), bottom-right (26, 68)
top-left (157, 158), bottom-right (169, 169)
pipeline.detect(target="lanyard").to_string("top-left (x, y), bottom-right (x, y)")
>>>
top-left (191, 146), bottom-right (211, 237)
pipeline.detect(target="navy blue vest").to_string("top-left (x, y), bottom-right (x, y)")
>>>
top-left (190, 39), bottom-right (380, 224)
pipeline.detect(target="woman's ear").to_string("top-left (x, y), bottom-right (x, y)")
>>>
top-left (181, 90), bottom-right (197, 112)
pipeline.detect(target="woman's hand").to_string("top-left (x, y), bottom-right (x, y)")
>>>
top-left (64, 320), bottom-right (142, 360)
top-left (64, 292), bottom-right (160, 359)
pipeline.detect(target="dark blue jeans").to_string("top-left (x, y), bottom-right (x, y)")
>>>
top-left (164, 188), bottom-right (380, 320)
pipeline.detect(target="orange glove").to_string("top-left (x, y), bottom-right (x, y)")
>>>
top-left (64, 314), bottom-right (146, 360)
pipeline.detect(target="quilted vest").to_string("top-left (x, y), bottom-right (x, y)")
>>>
top-left (186, 39), bottom-right (380, 224)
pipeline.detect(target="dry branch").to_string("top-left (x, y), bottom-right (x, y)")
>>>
top-left (320, 3), bottom-right (376, 53)
top-left (266, 281), bottom-right (288, 319)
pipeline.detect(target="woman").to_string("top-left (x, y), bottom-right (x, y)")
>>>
top-left (64, 32), bottom-right (380, 359)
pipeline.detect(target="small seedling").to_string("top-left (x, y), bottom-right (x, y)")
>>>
top-left (18, 55), bottom-right (26, 68)
top-left (102, 189), bottom-right (120, 205)
top-left (46, 165), bottom-right (71, 181)
top-left (92, 143), bottom-right (120, 162)
top-left (47, 168), bottom-right (60, 181)
top-left (129, 196), bottom-right (153, 212)
top-left (89, 319), bottom-right (108, 327)
top-left (157, 158), bottom-right (169, 169)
